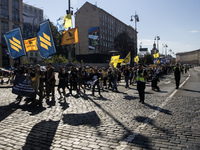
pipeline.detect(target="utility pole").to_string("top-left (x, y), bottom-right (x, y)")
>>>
top-left (67, 0), bottom-right (73, 66)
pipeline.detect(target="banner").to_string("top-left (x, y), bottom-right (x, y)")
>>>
top-left (37, 20), bottom-right (56, 59)
top-left (64, 13), bottom-right (72, 29)
top-left (24, 37), bottom-right (38, 52)
top-left (88, 27), bottom-right (100, 53)
top-left (12, 75), bottom-right (39, 98)
top-left (109, 55), bottom-right (120, 68)
top-left (121, 52), bottom-right (131, 66)
top-left (61, 27), bottom-right (79, 45)
top-left (4, 27), bottom-right (26, 59)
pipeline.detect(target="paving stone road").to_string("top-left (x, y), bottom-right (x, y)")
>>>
top-left (0, 73), bottom-right (200, 150)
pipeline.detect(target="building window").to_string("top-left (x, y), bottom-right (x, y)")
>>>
top-left (12, 0), bottom-right (19, 22)
top-left (12, 23), bottom-right (19, 29)
top-left (1, 21), bottom-right (9, 44)
top-left (1, 0), bottom-right (9, 19)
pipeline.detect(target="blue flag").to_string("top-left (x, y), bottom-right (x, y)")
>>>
top-left (37, 20), bottom-right (56, 59)
top-left (4, 28), bottom-right (26, 59)
top-left (56, 16), bottom-right (65, 32)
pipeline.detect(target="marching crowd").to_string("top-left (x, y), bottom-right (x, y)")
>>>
top-left (12, 63), bottom-right (189, 106)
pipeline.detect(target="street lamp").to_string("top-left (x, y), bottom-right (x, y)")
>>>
top-left (154, 36), bottom-right (160, 52)
top-left (130, 12), bottom-right (139, 31)
top-left (164, 44), bottom-right (168, 56)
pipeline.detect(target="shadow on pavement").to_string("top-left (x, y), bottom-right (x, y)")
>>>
top-left (63, 111), bottom-right (100, 127)
top-left (0, 101), bottom-right (19, 122)
top-left (58, 100), bottom-right (69, 111)
top-left (22, 120), bottom-right (59, 150)
top-left (181, 88), bottom-right (200, 93)
top-left (123, 93), bottom-right (139, 101)
top-left (144, 103), bottom-right (172, 115)
top-left (46, 98), bottom-right (56, 107)
top-left (19, 103), bottom-right (46, 116)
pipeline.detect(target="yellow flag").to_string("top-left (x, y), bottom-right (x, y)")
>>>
top-left (64, 13), bottom-right (72, 29)
top-left (134, 56), bottom-right (139, 63)
top-left (157, 60), bottom-right (160, 64)
top-left (61, 27), bottom-right (79, 45)
top-left (118, 59), bottom-right (124, 63)
top-left (156, 52), bottom-right (159, 58)
top-left (24, 37), bottom-right (38, 52)
top-left (121, 52), bottom-right (131, 66)
top-left (109, 55), bottom-right (120, 68)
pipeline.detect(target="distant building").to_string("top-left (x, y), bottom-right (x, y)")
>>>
top-left (0, 0), bottom-right (23, 68)
top-left (23, 3), bottom-right (43, 63)
top-left (176, 49), bottom-right (200, 65)
top-left (75, 2), bottom-right (137, 63)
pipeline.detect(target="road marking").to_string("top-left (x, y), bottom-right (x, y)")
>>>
top-left (165, 81), bottom-right (171, 84)
top-left (116, 72), bottom-right (191, 149)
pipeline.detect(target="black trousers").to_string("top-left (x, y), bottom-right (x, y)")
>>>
top-left (92, 82), bottom-right (100, 95)
top-left (175, 77), bottom-right (180, 89)
top-left (137, 82), bottom-right (146, 103)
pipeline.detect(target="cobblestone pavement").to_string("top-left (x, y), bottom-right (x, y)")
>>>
top-left (0, 73), bottom-right (200, 150)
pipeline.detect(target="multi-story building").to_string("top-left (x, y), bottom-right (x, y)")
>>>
top-left (75, 2), bottom-right (137, 63)
top-left (23, 3), bottom-right (43, 64)
top-left (0, 0), bottom-right (23, 67)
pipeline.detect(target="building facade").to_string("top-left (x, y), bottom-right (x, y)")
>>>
top-left (176, 49), bottom-right (200, 65)
top-left (0, 0), bottom-right (23, 67)
top-left (75, 2), bottom-right (137, 63)
top-left (23, 3), bottom-right (43, 64)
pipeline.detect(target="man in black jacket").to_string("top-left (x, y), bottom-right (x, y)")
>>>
top-left (174, 63), bottom-right (181, 89)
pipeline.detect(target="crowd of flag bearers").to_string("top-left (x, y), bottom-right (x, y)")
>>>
top-left (11, 62), bottom-right (190, 107)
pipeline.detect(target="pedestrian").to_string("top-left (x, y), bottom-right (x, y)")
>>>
top-left (151, 74), bottom-right (160, 92)
top-left (46, 63), bottom-right (56, 100)
top-left (91, 68), bottom-right (101, 97)
top-left (123, 65), bottom-right (130, 88)
top-left (102, 67), bottom-right (108, 90)
top-left (35, 64), bottom-right (45, 106)
top-left (112, 68), bottom-right (119, 92)
top-left (134, 64), bottom-right (148, 104)
top-left (107, 67), bottom-right (113, 90)
top-left (174, 63), bottom-right (181, 89)
top-left (57, 65), bottom-right (67, 100)
top-left (69, 66), bottom-right (78, 95)
top-left (77, 67), bottom-right (85, 94)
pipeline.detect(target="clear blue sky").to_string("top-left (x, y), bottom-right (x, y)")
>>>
top-left (24, 0), bottom-right (200, 55)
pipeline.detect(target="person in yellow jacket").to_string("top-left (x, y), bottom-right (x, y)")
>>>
top-left (134, 64), bottom-right (148, 104)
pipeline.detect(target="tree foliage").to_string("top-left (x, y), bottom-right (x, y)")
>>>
top-left (114, 31), bottom-right (135, 57)
top-left (43, 54), bottom-right (68, 63)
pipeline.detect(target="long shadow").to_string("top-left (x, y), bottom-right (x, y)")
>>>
top-left (63, 111), bottom-right (100, 127)
top-left (19, 103), bottom-right (46, 116)
top-left (123, 93), bottom-right (139, 101)
top-left (144, 103), bottom-right (172, 115)
top-left (86, 96), bottom-right (152, 148)
top-left (181, 88), bottom-right (200, 93)
top-left (22, 120), bottom-right (59, 150)
top-left (0, 101), bottom-right (19, 122)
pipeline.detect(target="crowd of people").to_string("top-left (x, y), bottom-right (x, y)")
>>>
top-left (12, 63), bottom-right (190, 106)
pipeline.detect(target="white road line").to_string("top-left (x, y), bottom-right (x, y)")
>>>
top-left (116, 72), bottom-right (191, 150)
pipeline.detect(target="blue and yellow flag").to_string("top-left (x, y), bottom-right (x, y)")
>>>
top-left (4, 27), bottom-right (26, 59)
top-left (56, 16), bottom-right (65, 32)
top-left (37, 20), bottom-right (56, 59)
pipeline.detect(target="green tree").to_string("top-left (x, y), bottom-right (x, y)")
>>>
top-left (43, 54), bottom-right (68, 63)
top-left (114, 31), bottom-right (135, 57)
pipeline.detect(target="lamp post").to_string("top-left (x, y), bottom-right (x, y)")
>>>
top-left (130, 12), bottom-right (139, 65)
top-left (154, 36), bottom-right (160, 53)
top-left (130, 12), bottom-right (139, 31)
